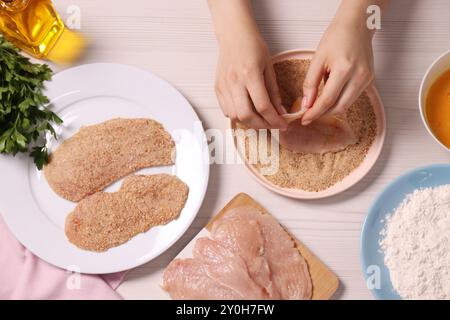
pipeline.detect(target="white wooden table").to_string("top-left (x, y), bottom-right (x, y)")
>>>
top-left (51, 0), bottom-right (450, 300)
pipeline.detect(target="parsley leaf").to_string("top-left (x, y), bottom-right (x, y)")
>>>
top-left (0, 37), bottom-right (62, 170)
top-left (30, 146), bottom-right (49, 170)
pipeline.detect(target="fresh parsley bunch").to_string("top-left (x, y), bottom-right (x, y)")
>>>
top-left (0, 37), bottom-right (62, 169)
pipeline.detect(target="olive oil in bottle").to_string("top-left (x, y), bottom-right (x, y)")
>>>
top-left (0, 0), bottom-right (85, 63)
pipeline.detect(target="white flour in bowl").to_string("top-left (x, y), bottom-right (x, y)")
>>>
top-left (380, 184), bottom-right (450, 300)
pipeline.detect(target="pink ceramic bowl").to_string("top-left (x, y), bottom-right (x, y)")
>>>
top-left (231, 49), bottom-right (386, 200)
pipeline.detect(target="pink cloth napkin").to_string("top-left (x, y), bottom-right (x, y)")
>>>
top-left (0, 216), bottom-right (125, 300)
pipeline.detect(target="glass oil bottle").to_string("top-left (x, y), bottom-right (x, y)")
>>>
top-left (0, 0), bottom-right (85, 63)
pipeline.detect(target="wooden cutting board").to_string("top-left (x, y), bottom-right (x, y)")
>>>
top-left (163, 192), bottom-right (339, 300)
top-left (205, 193), bottom-right (339, 300)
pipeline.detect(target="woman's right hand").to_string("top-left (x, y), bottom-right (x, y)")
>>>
top-left (208, 0), bottom-right (288, 130)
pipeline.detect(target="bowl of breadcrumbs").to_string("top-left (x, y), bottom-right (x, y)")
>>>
top-left (231, 50), bottom-right (386, 199)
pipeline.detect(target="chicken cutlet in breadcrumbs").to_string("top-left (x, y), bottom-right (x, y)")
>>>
top-left (44, 118), bottom-right (175, 202)
top-left (65, 174), bottom-right (189, 252)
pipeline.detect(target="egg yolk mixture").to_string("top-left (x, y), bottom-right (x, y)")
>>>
top-left (426, 69), bottom-right (450, 148)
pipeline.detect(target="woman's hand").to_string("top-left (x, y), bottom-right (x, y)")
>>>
top-left (208, 0), bottom-right (287, 129)
top-left (301, 1), bottom-right (379, 125)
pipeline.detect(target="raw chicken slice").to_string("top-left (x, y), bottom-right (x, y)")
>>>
top-left (215, 207), bottom-right (312, 300)
top-left (211, 217), bottom-right (279, 298)
top-left (163, 258), bottom-right (242, 300)
top-left (279, 97), bottom-right (357, 154)
top-left (193, 238), bottom-right (268, 299)
top-left (44, 118), bottom-right (174, 202)
top-left (65, 174), bottom-right (188, 252)
top-left (162, 206), bottom-right (312, 300)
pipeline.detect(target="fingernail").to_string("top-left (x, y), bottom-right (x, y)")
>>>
top-left (302, 119), bottom-right (312, 126)
top-left (301, 96), bottom-right (309, 109)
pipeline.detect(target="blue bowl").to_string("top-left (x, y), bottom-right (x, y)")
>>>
top-left (360, 164), bottom-right (450, 300)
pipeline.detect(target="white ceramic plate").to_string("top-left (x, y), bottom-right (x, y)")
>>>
top-left (0, 63), bottom-right (209, 274)
top-left (418, 50), bottom-right (450, 152)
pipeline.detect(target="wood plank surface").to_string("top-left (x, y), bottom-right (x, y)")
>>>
top-left (45, 0), bottom-right (450, 299)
